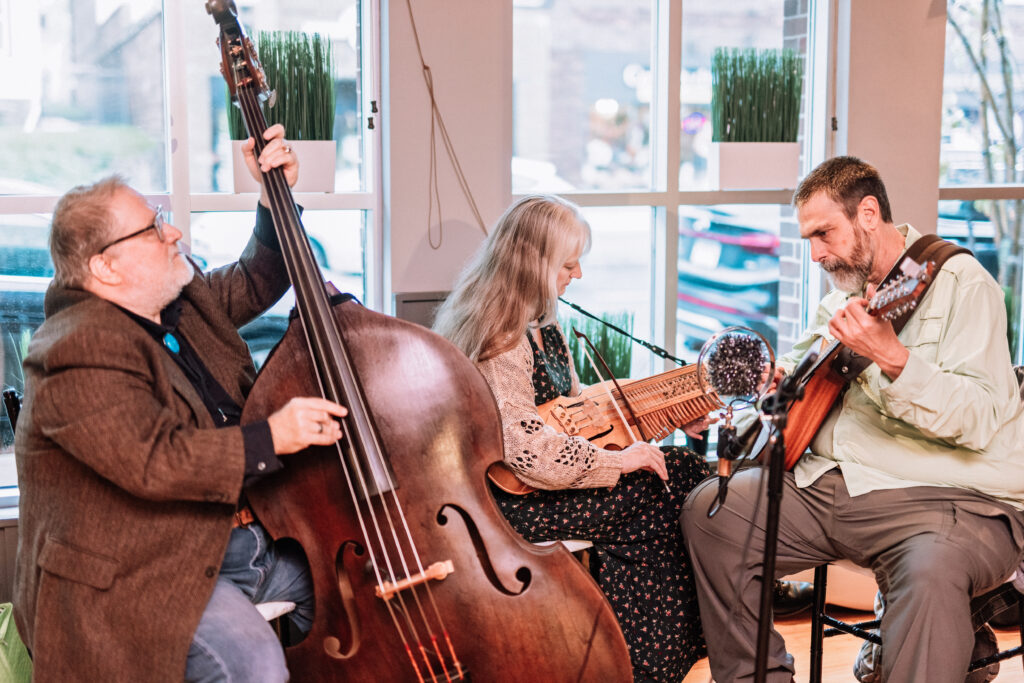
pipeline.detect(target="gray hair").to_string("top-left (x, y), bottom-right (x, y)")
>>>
top-left (49, 175), bottom-right (131, 287)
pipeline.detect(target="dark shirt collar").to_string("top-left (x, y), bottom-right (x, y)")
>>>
top-left (120, 297), bottom-right (184, 338)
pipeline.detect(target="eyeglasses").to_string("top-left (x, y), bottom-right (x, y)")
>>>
top-left (98, 207), bottom-right (166, 254)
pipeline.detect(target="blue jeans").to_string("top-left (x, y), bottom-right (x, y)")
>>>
top-left (185, 524), bottom-right (314, 682)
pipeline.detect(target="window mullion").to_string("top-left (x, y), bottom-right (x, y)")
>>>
top-left (653, 0), bottom-right (683, 370)
top-left (163, 0), bottom-right (193, 238)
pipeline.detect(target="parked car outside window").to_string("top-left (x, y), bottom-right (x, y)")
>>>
top-left (677, 206), bottom-right (780, 356)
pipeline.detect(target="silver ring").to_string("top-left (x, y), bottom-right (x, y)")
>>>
top-left (317, 423), bottom-right (323, 434)
top-left (283, 145), bottom-right (292, 154)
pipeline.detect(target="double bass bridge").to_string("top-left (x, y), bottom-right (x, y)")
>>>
top-left (375, 560), bottom-right (455, 601)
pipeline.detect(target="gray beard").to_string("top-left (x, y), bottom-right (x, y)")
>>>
top-left (822, 222), bottom-right (873, 293)
top-left (824, 263), bottom-right (870, 293)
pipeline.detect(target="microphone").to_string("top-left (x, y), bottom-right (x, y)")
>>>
top-left (700, 328), bottom-right (774, 517)
top-left (709, 416), bottom-right (765, 517)
top-left (782, 349), bottom-right (820, 392)
top-left (704, 332), bottom-right (769, 399)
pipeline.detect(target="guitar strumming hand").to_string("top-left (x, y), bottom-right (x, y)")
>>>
top-left (762, 257), bottom-right (935, 471)
top-left (828, 284), bottom-right (910, 381)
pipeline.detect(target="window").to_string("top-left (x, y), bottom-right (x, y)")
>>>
top-left (677, 205), bottom-right (783, 359)
top-left (941, 0), bottom-right (1024, 359)
top-left (571, 206), bottom-right (654, 378)
top-left (0, 1), bottom-right (167, 194)
top-left (181, 0), bottom-right (367, 194)
top-left (0, 0), bottom-right (13, 57)
top-left (512, 0), bottom-right (825, 454)
top-left (679, 2), bottom-right (789, 191)
top-left (513, 2), bottom-right (653, 193)
top-left (513, 0), bottom-right (819, 378)
top-left (0, 1), bottom-right (378, 491)
top-left (189, 209), bottom-right (367, 368)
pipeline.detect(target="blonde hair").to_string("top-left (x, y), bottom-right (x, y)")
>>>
top-left (50, 175), bottom-right (130, 287)
top-left (433, 195), bottom-right (590, 361)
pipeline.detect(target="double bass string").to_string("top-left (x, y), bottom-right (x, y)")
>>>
top-left (236, 82), bottom-right (462, 681)
top-left (244, 88), bottom-right (435, 674)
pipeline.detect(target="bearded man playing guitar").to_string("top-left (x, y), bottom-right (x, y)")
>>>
top-left (682, 155), bottom-right (1024, 683)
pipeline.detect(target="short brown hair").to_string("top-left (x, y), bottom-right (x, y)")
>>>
top-left (793, 156), bottom-right (893, 223)
top-left (49, 175), bottom-right (130, 287)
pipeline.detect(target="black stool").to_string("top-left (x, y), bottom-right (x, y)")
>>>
top-left (809, 563), bottom-right (1024, 682)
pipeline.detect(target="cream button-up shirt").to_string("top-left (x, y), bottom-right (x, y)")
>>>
top-left (781, 224), bottom-right (1024, 509)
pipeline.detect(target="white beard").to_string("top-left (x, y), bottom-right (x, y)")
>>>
top-left (153, 253), bottom-right (195, 310)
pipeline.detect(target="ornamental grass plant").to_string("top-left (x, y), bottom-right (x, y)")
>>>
top-left (711, 47), bottom-right (804, 143)
top-left (228, 31), bottom-right (335, 141)
top-left (559, 311), bottom-right (634, 385)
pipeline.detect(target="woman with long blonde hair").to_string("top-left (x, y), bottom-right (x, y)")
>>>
top-left (435, 195), bottom-right (712, 682)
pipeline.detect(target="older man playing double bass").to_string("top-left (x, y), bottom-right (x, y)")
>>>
top-left (14, 125), bottom-right (346, 682)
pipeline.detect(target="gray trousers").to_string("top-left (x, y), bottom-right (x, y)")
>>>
top-left (681, 468), bottom-right (1024, 683)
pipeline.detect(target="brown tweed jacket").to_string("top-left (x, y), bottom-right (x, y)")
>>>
top-left (13, 233), bottom-right (289, 682)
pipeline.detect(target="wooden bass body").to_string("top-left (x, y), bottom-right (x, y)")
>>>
top-left (245, 300), bottom-right (633, 681)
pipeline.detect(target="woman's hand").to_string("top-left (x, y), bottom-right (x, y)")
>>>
top-left (682, 414), bottom-right (718, 439)
top-left (620, 441), bottom-right (668, 481)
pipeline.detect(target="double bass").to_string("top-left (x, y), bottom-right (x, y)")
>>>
top-left (205, 2), bottom-right (633, 680)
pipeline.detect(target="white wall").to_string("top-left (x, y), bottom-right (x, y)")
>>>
top-left (836, 0), bottom-right (947, 234)
top-left (383, 0), bottom-right (512, 306)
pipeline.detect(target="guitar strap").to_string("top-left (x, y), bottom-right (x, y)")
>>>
top-left (831, 234), bottom-right (972, 382)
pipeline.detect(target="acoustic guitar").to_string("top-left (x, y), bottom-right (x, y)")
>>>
top-left (769, 256), bottom-right (935, 470)
top-left (488, 363), bottom-right (720, 494)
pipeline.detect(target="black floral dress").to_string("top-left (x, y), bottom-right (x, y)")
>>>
top-left (491, 325), bottom-right (712, 682)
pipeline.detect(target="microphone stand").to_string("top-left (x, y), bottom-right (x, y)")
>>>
top-left (753, 351), bottom-right (817, 683)
top-left (707, 412), bottom-right (761, 518)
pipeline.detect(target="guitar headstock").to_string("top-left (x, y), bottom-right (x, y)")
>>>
top-left (205, 0), bottom-right (276, 109)
top-left (866, 257), bottom-right (935, 321)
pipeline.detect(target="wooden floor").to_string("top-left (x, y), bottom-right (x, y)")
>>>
top-left (682, 608), bottom-right (1024, 682)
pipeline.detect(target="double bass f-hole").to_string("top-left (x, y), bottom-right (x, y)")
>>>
top-left (208, 1), bottom-right (632, 680)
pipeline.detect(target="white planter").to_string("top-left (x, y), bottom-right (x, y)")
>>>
top-left (231, 140), bottom-right (336, 193)
top-left (708, 142), bottom-right (800, 191)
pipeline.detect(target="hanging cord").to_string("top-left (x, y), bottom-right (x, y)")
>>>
top-left (559, 297), bottom-right (688, 366)
top-left (404, 0), bottom-right (488, 248)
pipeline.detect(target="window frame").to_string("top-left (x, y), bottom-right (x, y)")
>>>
top-left (0, 0), bottom-right (383, 496)
top-left (510, 0), bottom-right (834, 374)
top-left (0, 0), bottom-right (383, 308)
